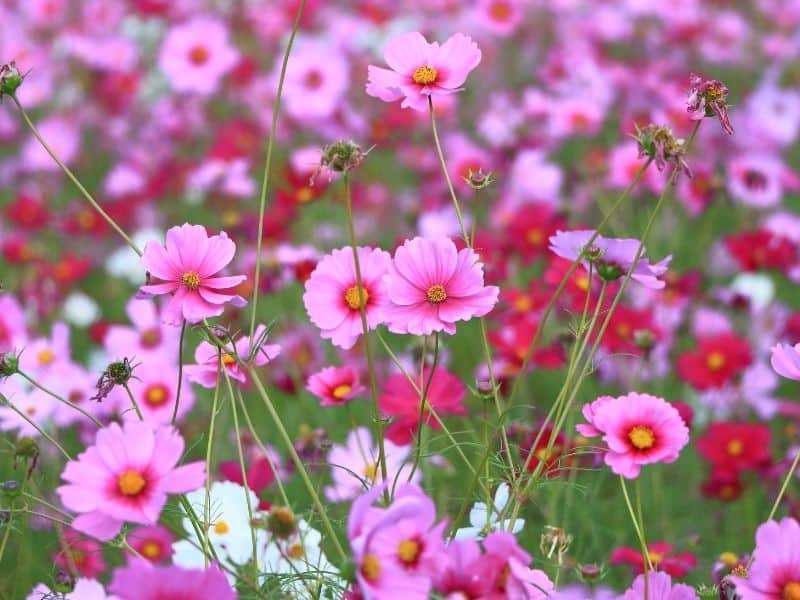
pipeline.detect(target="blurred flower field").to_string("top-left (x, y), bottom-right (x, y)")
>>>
top-left (1, 0), bottom-right (800, 599)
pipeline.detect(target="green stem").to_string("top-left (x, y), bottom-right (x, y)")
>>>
top-left (171, 320), bottom-right (187, 424)
top-left (18, 371), bottom-right (103, 428)
top-left (0, 513), bottom-right (12, 564)
top-left (202, 352), bottom-right (223, 567)
top-left (122, 383), bottom-right (144, 421)
top-left (407, 334), bottom-right (439, 482)
top-left (248, 0), bottom-right (307, 340)
top-left (11, 96), bottom-right (142, 256)
top-left (0, 397), bottom-right (71, 460)
top-left (342, 172), bottom-right (388, 485)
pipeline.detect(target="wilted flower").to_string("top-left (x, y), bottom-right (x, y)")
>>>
top-left (634, 124), bottom-right (692, 179)
top-left (687, 73), bottom-right (734, 135)
top-left (91, 357), bottom-right (137, 402)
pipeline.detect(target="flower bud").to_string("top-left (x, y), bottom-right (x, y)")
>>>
top-left (464, 168), bottom-right (495, 190)
top-left (321, 140), bottom-right (369, 174)
top-left (578, 563), bottom-right (603, 583)
top-left (0, 352), bottom-right (19, 379)
top-left (53, 570), bottom-right (76, 594)
top-left (0, 62), bottom-right (23, 98)
top-left (266, 506), bottom-right (297, 540)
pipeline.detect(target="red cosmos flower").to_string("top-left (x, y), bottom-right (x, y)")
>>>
top-left (5, 193), bottom-right (49, 230)
top-left (506, 203), bottom-right (567, 262)
top-left (611, 542), bottom-right (697, 577)
top-left (489, 318), bottom-right (566, 377)
top-left (519, 425), bottom-right (572, 477)
top-left (53, 530), bottom-right (106, 578)
top-left (219, 458), bottom-right (275, 511)
top-left (696, 422), bottom-right (771, 476)
top-left (676, 333), bottom-right (752, 390)
top-left (543, 257), bottom-right (606, 313)
top-left (701, 470), bottom-right (745, 502)
top-left (379, 367), bottom-right (467, 445)
top-left (597, 304), bottom-right (661, 355)
top-left (725, 229), bottom-right (797, 272)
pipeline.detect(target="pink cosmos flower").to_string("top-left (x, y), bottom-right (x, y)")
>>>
top-left (56, 421), bottom-right (205, 541)
top-left (0, 293), bottom-right (26, 353)
top-left (384, 237), bottom-right (499, 336)
top-left (281, 39), bottom-right (349, 121)
top-left (348, 483), bottom-right (447, 599)
top-left (139, 224), bottom-right (247, 325)
top-left (549, 230), bottom-right (672, 289)
top-left (184, 324), bottom-right (280, 389)
top-left (771, 343), bottom-right (800, 381)
top-left (380, 367), bottom-right (467, 445)
top-left (366, 31), bottom-right (481, 111)
top-left (109, 560), bottom-right (236, 600)
top-left (104, 297), bottom-right (181, 363)
top-left (126, 525), bottom-right (174, 564)
top-left (307, 365), bottom-right (365, 407)
top-left (158, 17), bottom-right (239, 95)
top-left (622, 571), bottom-right (699, 600)
top-left (303, 246), bottom-right (391, 350)
top-left (53, 529), bottom-right (106, 578)
top-left (729, 517), bottom-right (800, 600)
top-left (482, 531), bottom-right (555, 599)
top-left (576, 392), bottom-right (690, 479)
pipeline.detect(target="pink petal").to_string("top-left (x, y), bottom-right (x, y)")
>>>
top-left (56, 483), bottom-right (99, 512)
top-left (383, 31), bottom-right (433, 75)
top-left (181, 291), bottom-right (224, 323)
top-left (366, 66), bottom-right (405, 102)
top-left (198, 287), bottom-right (237, 305)
top-left (71, 511), bottom-right (124, 541)
top-left (160, 460), bottom-right (206, 494)
top-left (141, 240), bottom-right (180, 281)
top-left (196, 232), bottom-right (236, 278)
top-left (165, 224), bottom-right (208, 272)
top-left (433, 33), bottom-right (481, 90)
top-left (202, 275), bottom-right (246, 289)
top-left (139, 282), bottom-right (179, 296)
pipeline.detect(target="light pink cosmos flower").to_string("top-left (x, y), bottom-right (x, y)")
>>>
top-left (366, 31), bottom-right (481, 111)
top-left (384, 237), bottom-right (499, 336)
top-left (139, 224), bottom-right (247, 326)
top-left (729, 517), bottom-right (800, 600)
top-left (771, 343), bottom-right (800, 380)
top-left (109, 560), bottom-right (236, 600)
top-left (303, 246), bottom-right (392, 350)
top-left (482, 531), bottom-right (555, 599)
top-left (622, 571), bottom-right (698, 600)
top-left (576, 392), bottom-right (690, 479)
top-left (281, 39), bottom-right (349, 121)
top-left (348, 483), bottom-right (447, 599)
top-left (307, 365), bottom-right (365, 407)
top-left (104, 297), bottom-right (181, 362)
top-left (56, 421), bottom-right (205, 541)
top-left (158, 17), bottom-right (239, 95)
top-left (184, 324), bottom-right (280, 389)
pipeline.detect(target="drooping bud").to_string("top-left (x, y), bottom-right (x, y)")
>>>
top-left (578, 563), bottom-right (604, 583)
top-left (0, 480), bottom-right (21, 500)
top-left (91, 358), bottom-right (137, 402)
top-left (0, 62), bottom-right (23, 98)
top-left (14, 436), bottom-right (39, 478)
top-left (0, 352), bottom-right (19, 379)
top-left (464, 168), bottom-right (495, 190)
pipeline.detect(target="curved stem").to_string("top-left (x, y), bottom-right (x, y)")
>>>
top-left (171, 320), bottom-right (187, 424)
top-left (122, 383), bottom-right (144, 421)
top-left (0, 397), bottom-right (71, 460)
top-left (11, 96), bottom-right (142, 256)
top-left (18, 371), bottom-right (103, 428)
top-left (248, 0), bottom-right (307, 340)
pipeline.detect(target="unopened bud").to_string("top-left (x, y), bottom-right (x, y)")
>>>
top-left (53, 570), bottom-right (76, 594)
top-left (579, 563), bottom-right (603, 583)
top-left (321, 140), bottom-right (368, 174)
top-left (633, 329), bottom-right (657, 351)
top-left (464, 168), bottom-right (495, 190)
top-left (0, 352), bottom-right (19, 378)
top-left (266, 506), bottom-right (297, 539)
top-left (0, 62), bottom-right (23, 98)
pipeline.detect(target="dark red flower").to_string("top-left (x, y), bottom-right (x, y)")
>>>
top-left (701, 470), bottom-right (745, 502)
top-left (725, 229), bottom-right (796, 272)
top-left (676, 333), bottom-right (752, 390)
top-left (696, 422), bottom-right (771, 476)
top-left (611, 542), bottom-right (697, 577)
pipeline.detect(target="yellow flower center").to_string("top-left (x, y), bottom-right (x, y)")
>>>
top-left (362, 553), bottom-right (381, 581)
top-left (727, 439), bottom-right (743, 456)
top-left (144, 384), bottom-right (169, 407)
top-left (363, 462), bottom-right (377, 481)
top-left (398, 539), bottom-right (421, 564)
top-left (575, 276), bottom-right (589, 291)
top-left (221, 353), bottom-right (237, 367)
top-left (719, 552), bottom-right (739, 567)
top-left (628, 425), bottom-right (655, 450)
top-left (182, 271), bottom-right (200, 290)
top-left (526, 228), bottom-right (544, 245)
top-left (412, 65), bottom-right (438, 85)
top-left (141, 542), bottom-right (161, 559)
top-left (706, 351), bottom-right (725, 371)
top-left (426, 284), bottom-right (447, 304)
top-left (118, 470), bottom-right (146, 496)
top-left (38, 348), bottom-right (55, 365)
top-left (288, 542), bottom-right (305, 559)
top-left (648, 551), bottom-right (664, 565)
top-left (213, 520), bottom-right (230, 535)
top-left (514, 296), bottom-right (532, 312)
top-left (783, 582), bottom-right (800, 600)
top-left (188, 45), bottom-right (209, 66)
top-left (332, 384), bottom-right (352, 399)
top-left (344, 285), bottom-right (369, 310)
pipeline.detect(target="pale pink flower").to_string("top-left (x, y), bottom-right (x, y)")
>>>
top-left (477, 0), bottom-right (524, 36)
top-left (771, 343), bottom-right (800, 381)
top-left (281, 39), bottom-right (349, 121)
top-left (27, 578), bottom-right (117, 600)
top-left (109, 560), bottom-right (236, 600)
top-left (0, 293), bottom-right (26, 353)
top-left (366, 31), bottom-right (481, 111)
top-left (303, 246), bottom-right (391, 349)
top-left (104, 297), bottom-right (181, 363)
top-left (0, 378), bottom-right (54, 437)
top-left (184, 324), bottom-right (280, 388)
top-left (158, 17), bottom-right (239, 95)
top-left (622, 571), bottom-right (698, 600)
top-left (139, 224), bottom-right (247, 325)
top-left (384, 237), bottom-right (499, 336)
top-left (56, 421), bottom-right (205, 540)
top-left (21, 116), bottom-right (79, 172)
top-left (576, 392), bottom-right (690, 479)
top-left (730, 517), bottom-right (800, 600)
top-left (307, 365), bottom-right (365, 407)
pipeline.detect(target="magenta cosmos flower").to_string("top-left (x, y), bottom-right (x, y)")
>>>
top-left (303, 246), bottom-right (391, 349)
top-left (622, 571), bottom-right (698, 600)
top-left (306, 365), bottom-right (365, 407)
top-left (730, 517), bottom-right (800, 600)
top-left (384, 237), bottom-right (499, 336)
top-left (139, 224), bottom-right (246, 325)
top-left (366, 31), bottom-right (481, 111)
top-left (770, 343), bottom-right (800, 381)
top-left (56, 421), bottom-right (205, 541)
top-left (158, 17), bottom-right (239, 96)
top-left (109, 560), bottom-right (235, 600)
top-left (576, 392), bottom-right (690, 479)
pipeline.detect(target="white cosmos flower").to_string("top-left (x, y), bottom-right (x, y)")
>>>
top-left (453, 483), bottom-right (525, 540)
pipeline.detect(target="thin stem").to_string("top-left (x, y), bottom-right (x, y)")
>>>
top-left (17, 371), bottom-right (103, 428)
top-left (21, 493), bottom-right (71, 518)
top-left (407, 334), bottom-right (440, 482)
top-left (342, 173), bottom-right (388, 485)
top-left (122, 383), bottom-right (144, 421)
top-left (248, 367), bottom-right (347, 563)
top-left (619, 477), bottom-right (651, 572)
top-left (0, 513), bottom-right (12, 564)
top-left (249, 0), bottom-right (307, 340)
top-left (0, 398), bottom-right (71, 460)
top-left (171, 320), bottom-right (187, 424)
top-left (202, 352), bottom-right (223, 567)
top-left (11, 96), bottom-right (142, 256)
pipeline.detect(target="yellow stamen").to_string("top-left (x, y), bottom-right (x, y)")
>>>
top-left (412, 65), bottom-right (437, 85)
top-left (426, 284), bottom-right (447, 304)
top-left (344, 285), bottom-right (369, 310)
top-left (144, 384), bottom-right (169, 407)
top-left (363, 462), bottom-right (377, 481)
top-left (628, 425), bottom-right (655, 450)
top-left (288, 543), bottom-right (305, 559)
top-left (141, 542), bottom-right (161, 559)
top-left (706, 351), bottom-right (725, 370)
top-left (726, 439), bottom-right (743, 456)
top-left (397, 539), bottom-right (420, 564)
top-left (213, 520), bottom-right (230, 535)
top-left (782, 582), bottom-right (800, 600)
top-left (118, 470), bottom-right (146, 496)
top-left (182, 271), bottom-right (200, 290)
top-left (361, 553), bottom-right (381, 581)
top-left (37, 348), bottom-right (55, 365)
top-left (332, 384), bottom-right (352, 399)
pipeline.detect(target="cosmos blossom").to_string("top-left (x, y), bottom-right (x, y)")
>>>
top-left (729, 518), bottom-right (800, 600)
top-left (109, 560), bottom-right (236, 600)
top-left (139, 224), bottom-right (247, 326)
top-left (366, 31), bottom-right (481, 111)
top-left (576, 392), bottom-right (690, 479)
top-left (622, 570), bottom-right (699, 600)
top-left (306, 365), bottom-right (365, 407)
top-left (770, 342), bottom-right (800, 381)
top-left (303, 246), bottom-right (392, 350)
top-left (56, 421), bottom-right (205, 541)
top-left (384, 237), bottom-right (499, 336)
